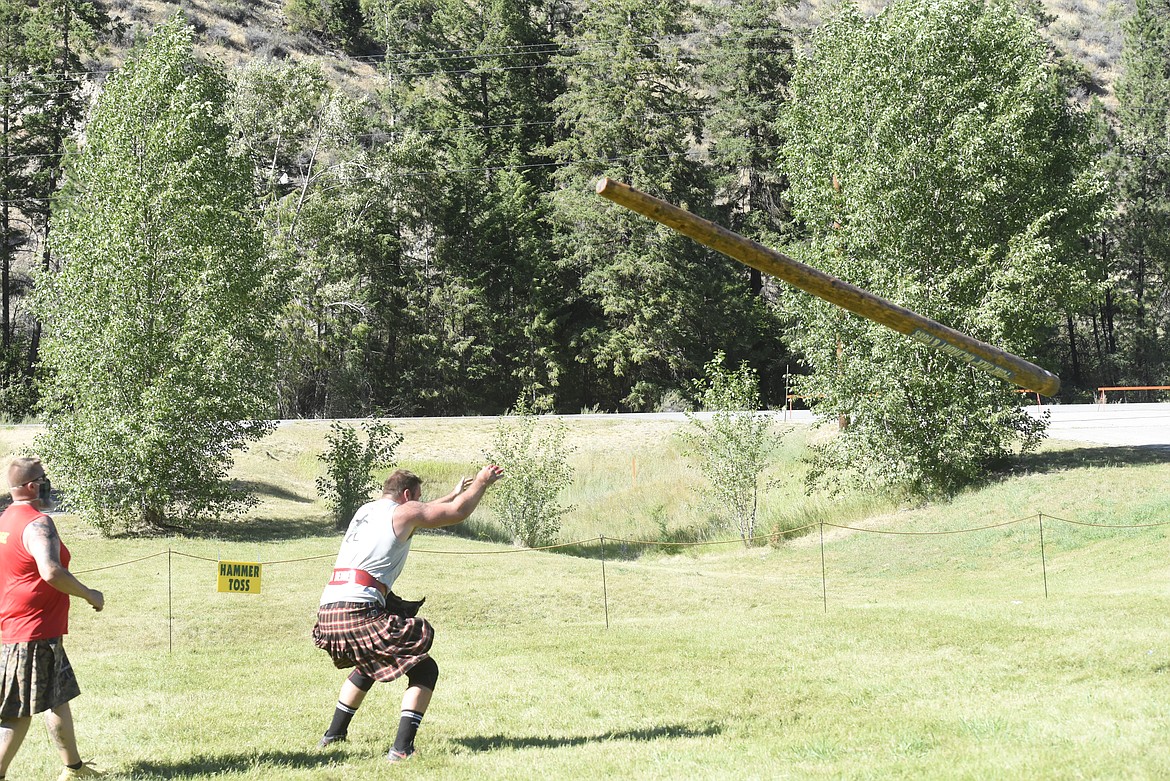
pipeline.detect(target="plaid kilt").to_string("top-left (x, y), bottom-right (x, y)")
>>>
top-left (313, 602), bottom-right (433, 682)
top-left (0, 638), bottom-right (80, 718)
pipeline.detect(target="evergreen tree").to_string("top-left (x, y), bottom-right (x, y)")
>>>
top-left (548, 0), bottom-right (751, 411)
top-left (700, 0), bottom-right (794, 253)
top-left (38, 18), bottom-right (282, 533)
top-left (285, 0), bottom-right (366, 52)
top-left (364, 0), bottom-right (572, 413)
top-left (0, 0), bottom-right (107, 417)
top-left (0, 0), bottom-right (33, 383)
top-left (698, 0), bottom-right (797, 405)
top-left (1110, 0), bottom-right (1170, 387)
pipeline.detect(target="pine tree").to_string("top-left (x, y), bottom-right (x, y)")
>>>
top-left (548, 0), bottom-right (746, 411)
top-left (1111, 0), bottom-right (1170, 386)
top-left (698, 0), bottom-right (797, 405)
top-left (363, 0), bottom-right (572, 413)
top-left (0, 0), bottom-right (107, 417)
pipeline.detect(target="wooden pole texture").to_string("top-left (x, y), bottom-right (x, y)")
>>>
top-left (595, 177), bottom-right (1060, 397)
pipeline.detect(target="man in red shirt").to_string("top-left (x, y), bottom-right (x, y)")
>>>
top-left (0, 457), bottom-right (105, 781)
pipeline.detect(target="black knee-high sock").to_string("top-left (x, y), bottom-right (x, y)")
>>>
top-left (325, 701), bottom-right (358, 738)
top-left (392, 710), bottom-right (424, 753)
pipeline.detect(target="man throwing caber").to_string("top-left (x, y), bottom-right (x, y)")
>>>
top-left (0, 457), bottom-right (105, 780)
top-left (313, 465), bottom-right (503, 762)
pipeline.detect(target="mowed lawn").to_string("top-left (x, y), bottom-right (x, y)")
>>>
top-left (3, 418), bottom-right (1170, 779)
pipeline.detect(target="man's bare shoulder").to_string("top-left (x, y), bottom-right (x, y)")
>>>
top-left (392, 499), bottom-right (427, 520)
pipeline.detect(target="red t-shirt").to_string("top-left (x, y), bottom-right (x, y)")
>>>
top-left (0, 503), bottom-right (71, 642)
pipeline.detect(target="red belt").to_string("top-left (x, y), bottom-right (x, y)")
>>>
top-left (329, 568), bottom-right (387, 595)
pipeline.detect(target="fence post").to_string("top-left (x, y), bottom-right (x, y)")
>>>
top-left (819, 523), bottom-right (828, 613)
top-left (167, 547), bottom-right (173, 653)
top-left (1038, 513), bottom-right (1049, 599)
top-left (599, 535), bottom-right (609, 629)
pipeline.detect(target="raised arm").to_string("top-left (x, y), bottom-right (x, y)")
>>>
top-left (394, 465), bottom-right (503, 537)
top-left (23, 515), bottom-right (104, 612)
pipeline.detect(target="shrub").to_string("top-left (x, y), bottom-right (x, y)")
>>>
top-left (316, 419), bottom-right (402, 529)
top-left (284, 0), bottom-right (364, 52)
top-left (679, 352), bottom-right (786, 545)
top-left (484, 398), bottom-right (575, 548)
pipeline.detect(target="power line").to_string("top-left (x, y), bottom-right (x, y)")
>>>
top-left (347, 28), bottom-right (795, 65)
top-left (0, 105), bottom-right (713, 163)
top-left (0, 37), bottom-right (795, 83)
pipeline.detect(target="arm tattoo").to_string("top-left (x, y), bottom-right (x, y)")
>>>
top-left (26, 516), bottom-right (62, 566)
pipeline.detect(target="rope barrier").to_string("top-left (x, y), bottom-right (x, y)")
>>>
top-left (259, 553), bottom-right (336, 565)
top-left (413, 537), bottom-right (602, 555)
top-left (1040, 513), bottom-right (1170, 529)
top-left (71, 550), bottom-right (167, 575)
top-left (66, 511), bottom-right (1170, 574)
top-left (168, 551), bottom-right (218, 563)
top-left (57, 509), bottom-right (1170, 649)
top-left (592, 528), bottom-right (808, 547)
top-left (821, 516), bottom-right (1034, 536)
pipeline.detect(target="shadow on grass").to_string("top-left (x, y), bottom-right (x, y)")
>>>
top-left (233, 479), bottom-right (314, 504)
top-left (122, 750), bottom-right (335, 778)
top-left (454, 721), bottom-right (723, 752)
top-left (166, 515), bottom-right (338, 543)
top-left (1017, 444), bottom-right (1170, 473)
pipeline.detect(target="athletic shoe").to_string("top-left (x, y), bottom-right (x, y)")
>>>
top-left (57, 763), bottom-right (103, 780)
top-left (387, 747), bottom-right (415, 763)
top-left (318, 732), bottom-right (347, 748)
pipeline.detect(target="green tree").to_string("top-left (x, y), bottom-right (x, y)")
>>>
top-left (700, 0), bottom-right (794, 261)
top-left (1108, 0), bottom-right (1170, 387)
top-left (0, 0), bottom-right (36, 411)
top-left (0, 0), bottom-right (106, 417)
top-left (37, 17), bottom-right (282, 533)
top-left (484, 396), bottom-right (575, 547)
top-left (285, 0), bottom-right (366, 52)
top-left (230, 59), bottom-right (388, 417)
top-left (680, 352), bottom-right (782, 544)
top-left (780, 0), bottom-right (1106, 495)
top-left (316, 419), bottom-right (402, 529)
top-left (363, 0), bottom-right (572, 413)
top-left (697, 0), bottom-right (798, 406)
top-left (548, 0), bottom-right (759, 411)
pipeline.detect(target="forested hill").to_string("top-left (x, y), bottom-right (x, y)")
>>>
top-left (5, 0), bottom-right (1167, 502)
top-left (101, 0), bottom-right (1130, 98)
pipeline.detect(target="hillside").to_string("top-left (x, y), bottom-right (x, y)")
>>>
top-left (99, 0), bottom-right (1132, 102)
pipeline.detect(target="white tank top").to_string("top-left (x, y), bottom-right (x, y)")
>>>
top-left (319, 498), bottom-right (413, 606)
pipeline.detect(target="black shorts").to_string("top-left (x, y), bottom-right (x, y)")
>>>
top-left (0, 638), bottom-right (81, 718)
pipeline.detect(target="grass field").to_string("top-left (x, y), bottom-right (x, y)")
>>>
top-left (3, 417), bottom-right (1170, 779)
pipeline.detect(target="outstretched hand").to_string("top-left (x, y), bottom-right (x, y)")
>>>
top-left (479, 465), bottom-right (504, 485)
top-left (453, 476), bottom-right (474, 495)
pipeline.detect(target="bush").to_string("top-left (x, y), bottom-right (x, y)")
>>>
top-left (679, 352), bottom-right (786, 545)
top-left (316, 419), bottom-right (401, 529)
top-left (484, 398), bottom-right (575, 548)
top-left (284, 0), bottom-right (364, 52)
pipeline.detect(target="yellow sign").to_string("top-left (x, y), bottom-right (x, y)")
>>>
top-left (217, 560), bottom-right (262, 594)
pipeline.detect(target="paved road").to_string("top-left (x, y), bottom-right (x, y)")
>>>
top-left (776, 404), bottom-right (1170, 448)
top-left (9, 403), bottom-right (1170, 447)
top-left (1028, 402), bottom-right (1170, 448)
